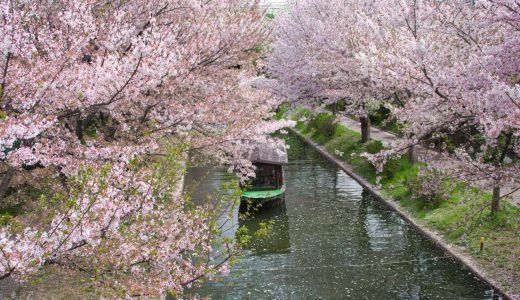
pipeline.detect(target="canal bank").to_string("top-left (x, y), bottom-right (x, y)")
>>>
top-left (289, 128), bottom-right (517, 300)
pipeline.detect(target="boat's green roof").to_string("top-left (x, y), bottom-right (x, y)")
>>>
top-left (242, 189), bottom-right (285, 199)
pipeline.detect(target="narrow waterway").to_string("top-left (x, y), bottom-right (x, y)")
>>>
top-left (185, 132), bottom-right (501, 299)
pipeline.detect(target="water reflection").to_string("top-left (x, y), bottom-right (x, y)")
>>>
top-left (239, 200), bottom-right (291, 255)
top-left (184, 132), bottom-right (501, 299)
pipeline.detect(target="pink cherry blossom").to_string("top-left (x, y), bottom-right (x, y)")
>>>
top-left (0, 0), bottom-right (292, 297)
top-left (270, 0), bottom-right (520, 213)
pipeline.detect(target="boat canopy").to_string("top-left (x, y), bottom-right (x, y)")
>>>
top-left (245, 142), bottom-right (288, 165)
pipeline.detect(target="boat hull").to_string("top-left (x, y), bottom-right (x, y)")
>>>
top-left (240, 186), bottom-right (286, 209)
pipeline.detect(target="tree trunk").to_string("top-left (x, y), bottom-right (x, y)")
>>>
top-left (75, 117), bottom-right (84, 141)
top-left (408, 145), bottom-right (418, 164)
top-left (490, 132), bottom-right (512, 215)
top-left (360, 116), bottom-right (371, 143)
top-left (491, 185), bottom-right (500, 215)
top-left (0, 167), bottom-right (15, 199)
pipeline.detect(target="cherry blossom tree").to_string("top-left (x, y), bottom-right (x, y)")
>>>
top-left (269, 0), bottom-right (519, 213)
top-left (0, 0), bottom-right (292, 297)
top-left (267, 0), bottom-right (383, 142)
top-left (362, 0), bottom-right (520, 214)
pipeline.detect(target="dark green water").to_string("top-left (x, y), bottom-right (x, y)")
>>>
top-left (184, 133), bottom-right (501, 299)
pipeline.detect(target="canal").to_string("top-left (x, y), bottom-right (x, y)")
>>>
top-left (185, 132), bottom-right (501, 299)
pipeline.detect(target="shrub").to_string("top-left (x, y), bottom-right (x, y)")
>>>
top-left (404, 166), bottom-right (448, 209)
top-left (369, 105), bottom-right (389, 125)
top-left (364, 140), bottom-right (384, 154)
top-left (292, 107), bottom-right (312, 122)
top-left (292, 108), bottom-right (312, 131)
top-left (381, 155), bottom-right (415, 180)
top-left (274, 103), bottom-right (290, 120)
top-left (324, 99), bottom-right (347, 113)
top-left (309, 113), bottom-right (337, 138)
top-left (368, 105), bottom-right (403, 134)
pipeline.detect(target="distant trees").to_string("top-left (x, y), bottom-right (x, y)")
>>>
top-left (268, 0), bottom-right (383, 143)
top-left (269, 0), bottom-right (520, 213)
top-left (0, 0), bottom-right (291, 297)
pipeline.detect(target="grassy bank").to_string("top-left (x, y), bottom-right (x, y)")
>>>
top-left (284, 107), bottom-right (520, 297)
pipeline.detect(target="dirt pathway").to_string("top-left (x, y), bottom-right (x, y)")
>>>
top-left (331, 113), bottom-right (520, 207)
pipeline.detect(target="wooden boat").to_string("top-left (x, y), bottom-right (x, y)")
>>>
top-left (241, 143), bottom-right (288, 208)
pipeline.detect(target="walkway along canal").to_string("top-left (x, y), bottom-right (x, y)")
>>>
top-left (184, 132), bottom-right (502, 299)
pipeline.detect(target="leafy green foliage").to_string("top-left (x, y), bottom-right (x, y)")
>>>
top-left (369, 105), bottom-right (402, 135)
top-left (324, 99), bottom-right (347, 113)
top-left (0, 203), bottom-right (24, 225)
top-left (308, 113), bottom-right (337, 142)
top-left (274, 103), bottom-right (290, 120)
top-left (291, 107), bottom-right (312, 131)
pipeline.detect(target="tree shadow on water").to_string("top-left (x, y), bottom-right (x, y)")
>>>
top-left (238, 197), bottom-right (291, 255)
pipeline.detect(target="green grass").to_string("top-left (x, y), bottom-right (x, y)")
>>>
top-left (0, 203), bottom-right (24, 225)
top-left (282, 107), bottom-right (520, 295)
